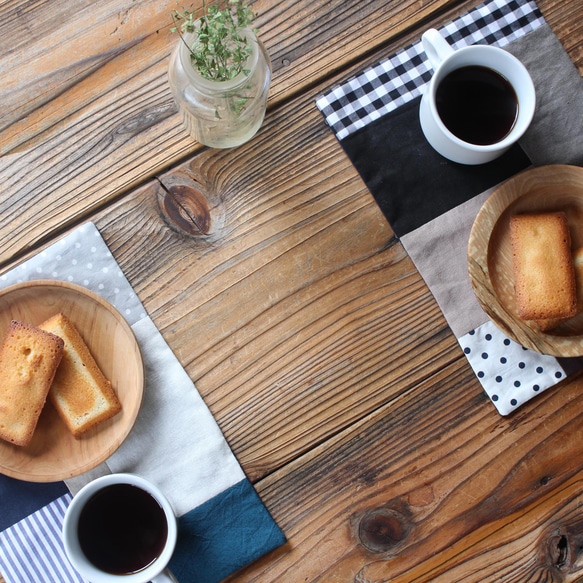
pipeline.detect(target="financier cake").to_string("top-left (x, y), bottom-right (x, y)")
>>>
top-left (534, 246), bottom-right (583, 331)
top-left (510, 212), bottom-right (577, 320)
top-left (39, 313), bottom-right (121, 437)
top-left (0, 321), bottom-right (64, 446)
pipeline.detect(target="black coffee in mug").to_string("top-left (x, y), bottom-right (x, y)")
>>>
top-left (77, 484), bottom-right (168, 575)
top-left (435, 65), bottom-right (518, 145)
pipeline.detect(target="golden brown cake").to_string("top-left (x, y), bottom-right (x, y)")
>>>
top-left (39, 313), bottom-right (121, 437)
top-left (535, 246), bottom-right (583, 331)
top-left (573, 246), bottom-right (583, 308)
top-left (0, 321), bottom-right (64, 446)
top-left (510, 212), bottom-right (577, 321)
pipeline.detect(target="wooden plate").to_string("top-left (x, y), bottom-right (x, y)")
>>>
top-left (468, 164), bottom-right (583, 357)
top-left (0, 280), bottom-right (144, 482)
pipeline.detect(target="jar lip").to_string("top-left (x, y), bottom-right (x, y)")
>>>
top-left (179, 27), bottom-right (258, 91)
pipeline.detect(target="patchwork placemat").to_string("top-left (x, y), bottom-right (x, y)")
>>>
top-left (317, 0), bottom-right (583, 415)
top-left (0, 223), bottom-right (285, 583)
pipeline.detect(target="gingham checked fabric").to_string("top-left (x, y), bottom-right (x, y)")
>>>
top-left (316, 0), bottom-right (545, 141)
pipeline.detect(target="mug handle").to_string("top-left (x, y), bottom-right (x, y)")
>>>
top-left (421, 28), bottom-right (454, 70)
top-left (152, 567), bottom-right (180, 582)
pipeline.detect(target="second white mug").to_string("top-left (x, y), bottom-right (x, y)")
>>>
top-left (419, 28), bottom-right (535, 165)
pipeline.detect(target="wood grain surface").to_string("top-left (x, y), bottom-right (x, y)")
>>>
top-left (0, 0), bottom-right (457, 265)
top-left (0, 0), bottom-right (582, 582)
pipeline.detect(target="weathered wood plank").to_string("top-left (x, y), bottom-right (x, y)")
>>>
top-left (232, 363), bottom-right (583, 582)
top-left (0, 28), bottom-right (460, 483)
top-left (1, 0), bottom-right (580, 271)
top-left (0, 69), bottom-right (460, 489)
top-left (90, 86), bottom-right (460, 479)
top-left (0, 0), bottom-right (463, 265)
top-left (0, 0), bottom-right (173, 135)
top-left (0, 0), bottom-right (581, 581)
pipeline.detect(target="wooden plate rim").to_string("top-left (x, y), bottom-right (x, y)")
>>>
top-left (468, 164), bottom-right (583, 357)
top-left (0, 279), bottom-right (145, 481)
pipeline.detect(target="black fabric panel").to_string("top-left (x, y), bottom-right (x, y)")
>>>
top-left (341, 96), bottom-right (532, 238)
top-left (557, 357), bottom-right (583, 378)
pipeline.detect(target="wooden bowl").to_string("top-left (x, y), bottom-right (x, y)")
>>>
top-left (0, 280), bottom-right (144, 482)
top-left (468, 164), bottom-right (583, 357)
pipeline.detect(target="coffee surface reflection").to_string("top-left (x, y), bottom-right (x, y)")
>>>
top-left (435, 65), bottom-right (519, 145)
top-left (77, 483), bottom-right (169, 575)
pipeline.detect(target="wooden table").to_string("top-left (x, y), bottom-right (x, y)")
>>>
top-left (1, 0), bottom-right (582, 581)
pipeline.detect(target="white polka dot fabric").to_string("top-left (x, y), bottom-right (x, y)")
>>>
top-left (459, 321), bottom-right (566, 415)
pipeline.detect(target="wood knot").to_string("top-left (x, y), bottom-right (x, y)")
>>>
top-left (161, 184), bottom-right (211, 236)
top-left (357, 507), bottom-right (410, 554)
top-left (544, 522), bottom-right (583, 574)
top-left (549, 534), bottom-right (570, 571)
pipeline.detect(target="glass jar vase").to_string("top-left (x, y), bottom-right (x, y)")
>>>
top-left (168, 29), bottom-right (271, 149)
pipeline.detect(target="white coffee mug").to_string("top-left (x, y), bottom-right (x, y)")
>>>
top-left (63, 474), bottom-right (179, 583)
top-left (419, 28), bottom-right (535, 165)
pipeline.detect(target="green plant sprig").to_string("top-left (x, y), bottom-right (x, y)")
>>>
top-left (171, 0), bottom-right (256, 82)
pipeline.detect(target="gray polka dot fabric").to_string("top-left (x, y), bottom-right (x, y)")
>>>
top-left (1, 223), bottom-right (146, 326)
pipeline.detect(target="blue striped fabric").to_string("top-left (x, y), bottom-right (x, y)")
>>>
top-left (0, 494), bottom-right (85, 583)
